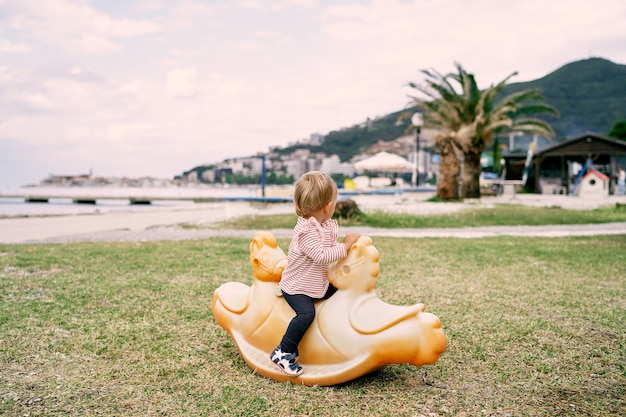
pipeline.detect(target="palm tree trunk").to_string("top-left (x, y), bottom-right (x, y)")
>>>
top-left (462, 149), bottom-right (482, 198)
top-left (436, 139), bottom-right (461, 200)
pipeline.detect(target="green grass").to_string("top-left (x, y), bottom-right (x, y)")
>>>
top-left (215, 203), bottom-right (626, 230)
top-left (1, 235), bottom-right (625, 416)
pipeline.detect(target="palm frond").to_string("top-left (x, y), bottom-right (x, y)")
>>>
top-left (499, 88), bottom-right (546, 107)
top-left (513, 103), bottom-right (560, 118)
top-left (405, 62), bottom-right (557, 157)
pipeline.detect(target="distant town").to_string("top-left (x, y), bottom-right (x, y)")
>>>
top-left (38, 131), bottom-right (436, 188)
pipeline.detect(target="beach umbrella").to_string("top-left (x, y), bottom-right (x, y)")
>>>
top-left (354, 152), bottom-right (414, 173)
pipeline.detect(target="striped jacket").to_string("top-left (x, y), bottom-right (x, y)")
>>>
top-left (279, 216), bottom-right (347, 298)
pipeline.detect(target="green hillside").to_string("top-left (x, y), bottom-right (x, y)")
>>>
top-left (500, 57), bottom-right (626, 139)
top-left (190, 57), bottom-right (625, 179)
top-left (275, 107), bottom-right (417, 162)
top-left (281, 57), bottom-right (626, 161)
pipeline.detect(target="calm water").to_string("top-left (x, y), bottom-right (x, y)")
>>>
top-left (0, 186), bottom-right (263, 217)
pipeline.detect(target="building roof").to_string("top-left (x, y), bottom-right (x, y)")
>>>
top-left (534, 132), bottom-right (626, 157)
top-left (583, 168), bottom-right (610, 181)
top-left (502, 132), bottom-right (626, 160)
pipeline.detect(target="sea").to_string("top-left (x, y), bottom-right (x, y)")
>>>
top-left (0, 185), bottom-right (266, 218)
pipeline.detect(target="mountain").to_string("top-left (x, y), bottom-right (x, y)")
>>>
top-left (187, 58), bottom-right (626, 181)
top-left (500, 57), bottom-right (626, 139)
top-left (279, 57), bottom-right (626, 162)
top-left (275, 108), bottom-right (415, 162)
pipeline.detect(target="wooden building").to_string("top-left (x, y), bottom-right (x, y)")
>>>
top-left (502, 132), bottom-right (626, 195)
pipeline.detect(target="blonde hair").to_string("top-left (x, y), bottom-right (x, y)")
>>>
top-left (293, 171), bottom-right (337, 217)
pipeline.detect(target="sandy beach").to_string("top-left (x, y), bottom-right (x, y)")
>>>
top-left (2, 193), bottom-right (626, 244)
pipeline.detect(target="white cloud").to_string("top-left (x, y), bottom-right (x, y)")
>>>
top-left (168, 1), bottom-right (218, 28)
top-left (166, 67), bottom-right (200, 98)
top-left (2, 0), bottom-right (160, 54)
top-left (238, 0), bottom-right (317, 12)
top-left (106, 123), bottom-right (156, 142)
top-left (0, 66), bottom-right (15, 83)
top-left (0, 39), bottom-right (30, 53)
top-left (136, 1), bottom-right (166, 13)
top-left (1, 0), bottom-right (625, 188)
top-left (167, 49), bottom-right (206, 58)
top-left (12, 91), bottom-right (56, 110)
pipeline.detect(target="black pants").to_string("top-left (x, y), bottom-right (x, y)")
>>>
top-left (279, 284), bottom-right (338, 353)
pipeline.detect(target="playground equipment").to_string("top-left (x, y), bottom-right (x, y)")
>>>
top-left (570, 159), bottom-right (610, 197)
top-left (211, 231), bottom-right (447, 386)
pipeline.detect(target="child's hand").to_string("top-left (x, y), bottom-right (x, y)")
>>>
top-left (343, 233), bottom-right (361, 251)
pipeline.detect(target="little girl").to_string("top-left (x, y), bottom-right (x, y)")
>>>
top-left (270, 171), bottom-right (360, 376)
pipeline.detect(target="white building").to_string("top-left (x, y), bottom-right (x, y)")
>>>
top-left (319, 155), bottom-right (355, 177)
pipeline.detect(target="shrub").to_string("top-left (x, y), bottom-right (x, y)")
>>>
top-left (333, 199), bottom-right (362, 220)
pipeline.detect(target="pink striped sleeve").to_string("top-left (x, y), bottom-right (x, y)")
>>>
top-left (297, 222), bottom-right (346, 264)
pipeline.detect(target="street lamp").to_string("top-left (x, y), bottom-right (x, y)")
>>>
top-left (411, 112), bottom-right (423, 187)
top-left (257, 153), bottom-right (266, 198)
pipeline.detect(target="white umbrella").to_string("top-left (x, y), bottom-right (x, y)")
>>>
top-left (354, 151), bottom-right (414, 173)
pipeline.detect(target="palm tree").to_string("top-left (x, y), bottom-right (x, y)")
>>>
top-left (407, 63), bottom-right (559, 199)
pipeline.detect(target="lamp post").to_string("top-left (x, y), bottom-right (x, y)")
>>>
top-left (257, 153), bottom-right (266, 198)
top-left (411, 112), bottom-right (423, 187)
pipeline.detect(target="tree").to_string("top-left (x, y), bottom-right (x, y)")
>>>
top-left (406, 63), bottom-right (558, 199)
top-left (607, 120), bottom-right (626, 141)
top-left (492, 137), bottom-right (503, 174)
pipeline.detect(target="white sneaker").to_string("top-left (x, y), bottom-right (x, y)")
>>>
top-left (269, 346), bottom-right (303, 376)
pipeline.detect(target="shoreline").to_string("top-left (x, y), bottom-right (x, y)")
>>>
top-left (1, 194), bottom-right (626, 244)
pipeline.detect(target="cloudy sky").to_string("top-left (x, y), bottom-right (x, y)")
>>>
top-left (1, 0), bottom-right (625, 188)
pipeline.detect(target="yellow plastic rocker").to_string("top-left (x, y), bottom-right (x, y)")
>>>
top-left (211, 231), bottom-right (447, 386)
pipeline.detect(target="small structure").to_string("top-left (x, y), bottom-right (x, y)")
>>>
top-left (353, 152), bottom-right (415, 189)
top-left (572, 162), bottom-right (610, 198)
top-left (577, 169), bottom-right (609, 198)
top-left (502, 132), bottom-right (626, 195)
top-left (354, 151), bottom-right (414, 173)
